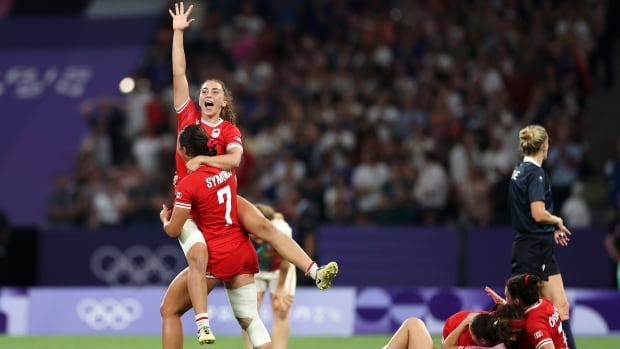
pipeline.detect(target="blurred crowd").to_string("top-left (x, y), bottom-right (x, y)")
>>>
top-left (46, 0), bottom-right (612, 230)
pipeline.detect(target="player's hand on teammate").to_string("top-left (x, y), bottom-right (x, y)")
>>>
top-left (186, 157), bottom-right (201, 174)
top-left (484, 286), bottom-right (507, 305)
top-left (169, 2), bottom-right (195, 31)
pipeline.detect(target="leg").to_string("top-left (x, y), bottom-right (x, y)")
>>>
top-left (226, 274), bottom-right (272, 349)
top-left (272, 264), bottom-right (295, 349)
top-left (242, 287), bottom-right (266, 349)
top-left (237, 195), bottom-right (339, 289)
top-left (178, 219), bottom-right (214, 343)
top-left (271, 292), bottom-right (291, 349)
top-left (237, 196), bottom-right (313, 272)
top-left (161, 268), bottom-right (193, 349)
top-left (541, 273), bottom-right (576, 349)
top-left (382, 317), bottom-right (435, 349)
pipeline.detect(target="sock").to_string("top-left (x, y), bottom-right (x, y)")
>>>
top-left (195, 312), bottom-right (210, 329)
top-left (562, 320), bottom-right (577, 349)
top-left (305, 261), bottom-right (318, 280)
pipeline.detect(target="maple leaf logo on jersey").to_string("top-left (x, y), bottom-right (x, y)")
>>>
top-left (534, 330), bottom-right (543, 339)
top-left (211, 128), bottom-right (221, 138)
top-left (175, 192), bottom-right (182, 199)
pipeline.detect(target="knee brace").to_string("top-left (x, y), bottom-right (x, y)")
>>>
top-left (226, 284), bottom-right (271, 347)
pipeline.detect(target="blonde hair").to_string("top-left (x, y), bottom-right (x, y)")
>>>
top-left (254, 203), bottom-right (276, 220)
top-left (518, 124), bottom-right (548, 156)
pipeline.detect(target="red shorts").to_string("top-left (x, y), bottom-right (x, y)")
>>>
top-left (207, 237), bottom-right (259, 283)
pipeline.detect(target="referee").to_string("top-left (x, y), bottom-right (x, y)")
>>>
top-left (508, 124), bottom-right (577, 349)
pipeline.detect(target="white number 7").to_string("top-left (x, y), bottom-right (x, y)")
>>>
top-left (216, 185), bottom-right (233, 225)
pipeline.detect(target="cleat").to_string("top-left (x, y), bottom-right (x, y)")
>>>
top-left (315, 261), bottom-right (339, 290)
top-left (197, 326), bottom-right (216, 345)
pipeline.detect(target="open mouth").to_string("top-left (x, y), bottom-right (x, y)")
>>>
top-left (204, 101), bottom-right (214, 108)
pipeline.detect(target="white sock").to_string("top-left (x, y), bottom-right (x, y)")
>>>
top-left (305, 262), bottom-right (319, 280)
top-left (195, 312), bottom-right (210, 329)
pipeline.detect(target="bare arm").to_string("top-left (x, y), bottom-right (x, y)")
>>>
top-left (530, 201), bottom-right (571, 245)
top-left (187, 147), bottom-right (243, 172)
top-left (440, 313), bottom-right (477, 349)
top-left (169, 2), bottom-right (194, 109)
top-left (159, 203), bottom-right (190, 238)
top-left (605, 234), bottom-right (620, 262)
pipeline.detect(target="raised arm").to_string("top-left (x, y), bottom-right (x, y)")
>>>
top-left (169, 2), bottom-right (194, 109)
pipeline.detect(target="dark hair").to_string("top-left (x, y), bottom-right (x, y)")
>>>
top-left (506, 273), bottom-right (542, 307)
top-left (491, 303), bottom-right (525, 344)
top-left (205, 79), bottom-right (237, 125)
top-left (470, 313), bottom-right (502, 345)
top-left (178, 125), bottom-right (217, 157)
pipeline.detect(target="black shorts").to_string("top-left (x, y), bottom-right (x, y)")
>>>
top-left (511, 233), bottom-right (560, 281)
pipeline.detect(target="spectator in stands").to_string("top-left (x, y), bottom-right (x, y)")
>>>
top-left (546, 124), bottom-right (584, 210)
top-left (560, 181), bottom-right (592, 228)
top-left (64, 0), bottom-right (603, 228)
top-left (604, 219), bottom-right (620, 289)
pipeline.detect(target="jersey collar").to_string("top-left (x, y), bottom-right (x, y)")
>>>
top-left (523, 156), bottom-right (541, 167)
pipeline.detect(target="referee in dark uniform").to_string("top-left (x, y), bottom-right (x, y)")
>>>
top-left (508, 124), bottom-right (577, 349)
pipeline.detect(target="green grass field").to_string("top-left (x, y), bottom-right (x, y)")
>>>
top-left (1, 335), bottom-right (619, 349)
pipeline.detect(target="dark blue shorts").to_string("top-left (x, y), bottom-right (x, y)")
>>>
top-left (511, 233), bottom-right (560, 281)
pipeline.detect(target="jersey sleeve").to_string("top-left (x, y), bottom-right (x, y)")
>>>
top-left (526, 166), bottom-right (546, 203)
top-left (224, 124), bottom-right (243, 153)
top-left (523, 319), bottom-right (553, 349)
top-left (176, 97), bottom-right (199, 130)
top-left (173, 176), bottom-right (195, 211)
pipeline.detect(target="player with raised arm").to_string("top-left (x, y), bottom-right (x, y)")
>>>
top-left (161, 124), bottom-right (272, 349)
top-left (169, 1), bottom-right (338, 292)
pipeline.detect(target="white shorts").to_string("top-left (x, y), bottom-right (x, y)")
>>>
top-left (177, 218), bottom-right (206, 256)
top-left (255, 264), bottom-right (297, 295)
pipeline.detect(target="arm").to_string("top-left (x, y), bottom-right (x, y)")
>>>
top-left (605, 233), bottom-right (620, 263)
top-left (440, 313), bottom-right (477, 349)
top-left (272, 260), bottom-right (294, 311)
top-left (169, 2), bottom-right (194, 109)
top-left (187, 147), bottom-right (243, 172)
top-left (530, 201), bottom-right (571, 245)
top-left (159, 203), bottom-right (191, 238)
top-left (484, 286), bottom-right (507, 305)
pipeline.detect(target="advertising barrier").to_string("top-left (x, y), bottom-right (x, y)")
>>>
top-left (25, 287), bottom-right (355, 336)
top-left (1, 286), bottom-right (618, 336)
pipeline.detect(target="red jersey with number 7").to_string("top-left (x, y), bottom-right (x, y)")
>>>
top-left (173, 166), bottom-right (258, 280)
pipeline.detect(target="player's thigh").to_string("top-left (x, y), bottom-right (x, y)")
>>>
top-left (161, 267), bottom-right (193, 316)
top-left (178, 219), bottom-right (206, 257)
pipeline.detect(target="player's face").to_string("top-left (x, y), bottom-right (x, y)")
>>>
top-left (199, 80), bottom-right (227, 118)
top-left (542, 139), bottom-right (549, 160)
top-left (505, 327), bottom-right (523, 347)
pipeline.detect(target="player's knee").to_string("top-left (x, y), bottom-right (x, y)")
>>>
top-left (160, 299), bottom-right (183, 318)
top-left (557, 300), bottom-right (571, 319)
top-left (272, 305), bottom-right (289, 320)
top-left (187, 244), bottom-right (208, 267)
top-left (227, 284), bottom-right (271, 346)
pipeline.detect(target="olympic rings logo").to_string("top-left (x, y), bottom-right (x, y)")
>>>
top-left (77, 298), bottom-right (142, 330)
top-left (90, 245), bottom-right (184, 285)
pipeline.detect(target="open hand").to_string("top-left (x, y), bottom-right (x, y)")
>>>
top-left (169, 2), bottom-right (195, 31)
